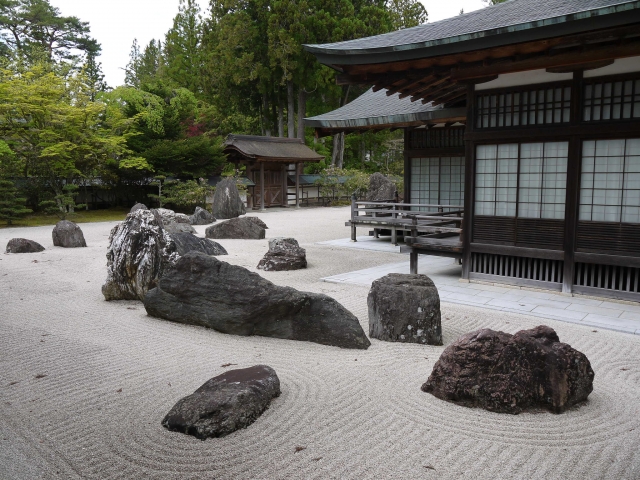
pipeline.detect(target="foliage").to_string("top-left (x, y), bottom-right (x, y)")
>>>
top-left (0, 0), bottom-right (100, 64)
top-left (163, 178), bottom-right (214, 211)
top-left (148, 175), bottom-right (173, 208)
top-left (0, 63), bottom-right (141, 199)
top-left (0, 178), bottom-right (31, 224)
top-left (314, 168), bottom-right (371, 202)
top-left (38, 184), bottom-right (86, 219)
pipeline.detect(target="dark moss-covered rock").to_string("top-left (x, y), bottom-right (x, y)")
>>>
top-left (170, 232), bottom-right (227, 256)
top-left (52, 220), bottom-right (86, 248)
top-left (212, 177), bottom-right (246, 219)
top-left (162, 365), bottom-right (280, 439)
top-left (5, 238), bottom-right (45, 253)
top-left (368, 273), bottom-right (442, 345)
top-left (257, 237), bottom-right (306, 271)
top-left (205, 216), bottom-right (265, 240)
top-left (144, 252), bottom-right (370, 349)
top-left (422, 325), bottom-right (594, 414)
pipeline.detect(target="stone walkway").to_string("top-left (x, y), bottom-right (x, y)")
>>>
top-left (318, 236), bottom-right (640, 335)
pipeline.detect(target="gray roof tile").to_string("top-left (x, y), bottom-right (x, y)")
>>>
top-left (223, 135), bottom-right (323, 161)
top-left (305, 0), bottom-right (637, 55)
top-left (304, 88), bottom-right (465, 129)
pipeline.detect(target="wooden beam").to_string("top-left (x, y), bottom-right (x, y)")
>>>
top-left (409, 76), bottom-right (451, 102)
top-left (451, 40), bottom-right (640, 81)
top-left (546, 59), bottom-right (614, 73)
top-left (422, 85), bottom-right (465, 105)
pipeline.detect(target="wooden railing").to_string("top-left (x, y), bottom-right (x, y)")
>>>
top-left (349, 195), bottom-right (464, 245)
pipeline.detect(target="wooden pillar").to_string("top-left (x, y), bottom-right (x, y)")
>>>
top-left (461, 84), bottom-right (475, 280)
top-left (351, 193), bottom-right (357, 242)
top-left (403, 128), bottom-right (411, 203)
top-left (260, 161), bottom-right (265, 211)
top-left (295, 162), bottom-right (300, 208)
top-left (563, 71), bottom-right (583, 293)
top-left (410, 250), bottom-right (418, 274)
top-left (281, 164), bottom-right (289, 207)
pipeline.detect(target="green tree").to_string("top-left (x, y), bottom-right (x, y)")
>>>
top-left (164, 0), bottom-right (203, 92)
top-left (0, 178), bottom-right (31, 224)
top-left (386, 0), bottom-right (427, 29)
top-left (0, 0), bottom-right (100, 63)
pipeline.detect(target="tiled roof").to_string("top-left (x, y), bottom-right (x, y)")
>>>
top-left (223, 135), bottom-right (323, 161)
top-left (305, 0), bottom-right (638, 58)
top-left (304, 88), bottom-right (466, 130)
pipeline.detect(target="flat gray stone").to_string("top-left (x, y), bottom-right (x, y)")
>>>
top-left (162, 365), bottom-right (280, 439)
top-left (205, 217), bottom-right (265, 240)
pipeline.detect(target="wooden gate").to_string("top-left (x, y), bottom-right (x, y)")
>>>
top-left (253, 169), bottom-right (284, 207)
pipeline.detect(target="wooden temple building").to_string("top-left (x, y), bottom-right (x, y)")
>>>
top-left (223, 135), bottom-right (323, 210)
top-left (304, 0), bottom-right (640, 301)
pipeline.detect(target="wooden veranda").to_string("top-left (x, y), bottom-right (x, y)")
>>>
top-left (348, 196), bottom-right (464, 272)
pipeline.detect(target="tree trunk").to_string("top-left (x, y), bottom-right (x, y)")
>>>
top-left (297, 88), bottom-right (306, 140)
top-left (360, 136), bottom-right (366, 168)
top-left (336, 133), bottom-right (345, 169)
top-left (287, 80), bottom-right (295, 138)
top-left (263, 93), bottom-right (271, 137)
top-left (278, 95), bottom-right (284, 137)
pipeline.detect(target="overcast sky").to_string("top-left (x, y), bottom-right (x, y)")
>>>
top-left (49, 0), bottom-right (486, 87)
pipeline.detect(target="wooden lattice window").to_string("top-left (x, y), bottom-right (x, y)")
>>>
top-left (410, 157), bottom-right (464, 207)
top-left (579, 138), bottom-right (640, 223)
top-left (475, 142), bottom-right (568, 219)
top-left (475, 84), bottom-right (571, 129)
top-left (583, 75), bottom-right (640, 122)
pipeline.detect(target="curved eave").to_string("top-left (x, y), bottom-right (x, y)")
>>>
top-left (304, 107), bottom-right (467, 131)
top-left (304, 3), bottom-right (640, 67)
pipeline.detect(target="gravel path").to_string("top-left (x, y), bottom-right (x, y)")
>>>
top-left (1, 206), bottom-right (639, 479)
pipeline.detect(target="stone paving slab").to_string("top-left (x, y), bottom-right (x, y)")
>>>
top-left (319, 236), bottom-right (640, 336)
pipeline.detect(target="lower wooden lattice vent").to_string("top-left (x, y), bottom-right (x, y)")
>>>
top-left (471, 253), bottom-right (564, 284)
top-left (574, 262), bottom-right (640, 294)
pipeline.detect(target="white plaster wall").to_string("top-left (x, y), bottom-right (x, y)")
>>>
top-left (475, 69), bottom-right (573, 91)
top-left (584, 56), bottom-right (640, 78)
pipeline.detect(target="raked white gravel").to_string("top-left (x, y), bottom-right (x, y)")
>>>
top-left (1, 206), bottom-right (639, 479)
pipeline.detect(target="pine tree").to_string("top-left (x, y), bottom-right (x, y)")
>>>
top-left (0, 179), bottom-right (31, 225)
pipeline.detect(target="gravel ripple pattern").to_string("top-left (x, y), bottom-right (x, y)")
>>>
top-left (1, 207), bottom-right (639, 479)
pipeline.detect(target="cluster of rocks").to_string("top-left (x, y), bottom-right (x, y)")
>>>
top-left (102, 209), bottom-right (227, 301)
top-left (257, 237), bottom-right (306, 271)
top-left (129, 204), bottom-right (216, 227)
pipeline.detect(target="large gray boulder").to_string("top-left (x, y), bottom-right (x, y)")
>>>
top-left (212, 177), bottom-right (246, 219)
top-left (257, 237), bottom-right (306, 271)
top-left (422, 326), bottom-right (595, 414)
top-left (205, 216), bottom-right (265, 240)
top-left (367, 172), bottom-right (396, 201)
top-left (130, 203), bottom-right (148, 213)
top-left (152, 208), bottom-right (196, 234)
top-left (170, 232), bottom-right (227, 256)
top-left (162, 365), bottom-right (280, 440)
top-left (5, 238), bottom-right (45, 253)
top-left (190, 206), bottom-right (216, 225)
top-left (368, 274), bottom-right (442, 345)
top-left (144, 252), bottom-right (370, 349)
top-left (102, 209), bottom-right (179, 301)
top-left (52, 220), bottom-right (86, 248)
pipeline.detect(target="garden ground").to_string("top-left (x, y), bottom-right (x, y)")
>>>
top-left (1, 206), bottom-right (639, 479)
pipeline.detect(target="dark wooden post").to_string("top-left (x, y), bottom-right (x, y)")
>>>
top-left (461, 84), bottom-right (475, 280)
top-left (260, 161), bottom-right (265, 211)
top-left (295, 162), bottom-right (300, 208)
top-left (351, 193), bottom-right (357, 242)
top-left (391, 203), bottom-right (397, 246)
top-left (282, 164), bottom-right (289, 207)
top-left (563, 71), bottom-right (583, 294)
top-left (409, 214), bottom-right (418, 274)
